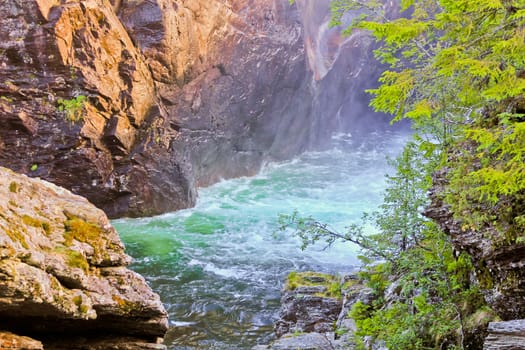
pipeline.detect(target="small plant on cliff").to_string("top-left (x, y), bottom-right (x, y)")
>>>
top-left (57, 95), bottom-right (87, 122)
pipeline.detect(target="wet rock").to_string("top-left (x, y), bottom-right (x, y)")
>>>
top-left (275, 272), bottom-right (343, 336)
top-left (484, 320), bottom-right (525, 350)
top-left (260, 271), bottom-right (383, 350)
top-left (275, 291), bottom-right (342, 336)
top-left (294, 0), bottom-right (402, 146)
top-left (266, 333), bottom-right (333, 350)
top-left (0, 166), bottom-right (167, 347)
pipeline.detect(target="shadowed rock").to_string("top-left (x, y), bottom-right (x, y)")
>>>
top-left (425, 167), bottom-right (525, 320)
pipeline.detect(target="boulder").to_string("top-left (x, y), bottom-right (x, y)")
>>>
top-left (0, 166), bottom-right (168, 348)
top-left (258, 333), bottom-right (334, 350)
top-left (275, 273), bottom-right (343, 336)
top-left (264, 272), bottom-right (374, 350)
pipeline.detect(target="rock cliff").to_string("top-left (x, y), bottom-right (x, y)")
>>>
top-left (0, 166), bottom-right (168, 348)
top-left (0, 0), bottom-right (391, 218)
top-left (256, 272), bottom-right (374, 350)
top-left (426, 168), bottom-right (525, 321)
top-left (0, 0), bottom-right (192, 218)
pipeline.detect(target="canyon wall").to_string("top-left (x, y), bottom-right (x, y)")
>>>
top-left (0, 0), bottom-right (391, 218)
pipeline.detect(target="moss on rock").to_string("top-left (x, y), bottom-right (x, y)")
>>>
top-left (9, 181), bottom-right (18, 193)
top-left (286, 271), bottom-right (343, 299)
top-left (54, 246), bottom-right (90, 272)
top-left (63, 215), bottom-right (103, 246)
top-left (22, 215), bottom-right (51, 235)
top-left (5, 227), bottom-right (29, 249)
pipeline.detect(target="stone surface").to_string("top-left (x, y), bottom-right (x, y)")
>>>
top-left (294, 0), bottom-right (404, 147)
top-left (0, 0), bottom-right (393, 219)
top-left (266, 333), bottom-right (334, 350)
top-left (425, 167), bottom-right (525, 320)
top-left (275, 285), bottom-right (342, 336)
top-left (263, 272), bottom-right (374, 350)
top-left (0, 0), bottom-right (192, 218)
top-left (45, 336), bottom-right (167, 350)
top-left (0, 166), bottom-right (167, 346)
top-left (484, 320), bottom-right (525, 350)
top-left (0, 332), bottom-right (43, 350)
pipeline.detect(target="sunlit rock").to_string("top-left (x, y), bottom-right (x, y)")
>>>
top-left (0, 166), bottom-right (168, 348)
top-left (0, 0), bottom-right (394, 219)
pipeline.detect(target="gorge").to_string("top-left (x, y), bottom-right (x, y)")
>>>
top-left (2, 0), bottom-right (525, 349)
top-left (0, 0), bottom-right (390, 219)
top-left (0, 0), bottom-right (396, 348)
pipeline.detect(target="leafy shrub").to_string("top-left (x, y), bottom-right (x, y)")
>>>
top-left (57, 95), bottom-right (87, 122)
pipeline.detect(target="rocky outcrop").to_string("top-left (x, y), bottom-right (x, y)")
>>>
top-left (0, 0), bottom-right (194, 218)
top-left (425, 168), bottom-right (525, 320)
top-left (0, 166), bottom-right (168, 348)
top-left (484, 320), bottom-right (525, 350)
top-left (0, 0), bottom-right (315, 217)
top-left (257, 272), bottom-right (373, 350)
top-left (255, 333), bottom-right (334, 350)
top-left (0, 0), bottom-right (393, 218)
top-left (141, 0), bottom-right (314, 186)
top-left (275, 285), bottom-right (342, 336)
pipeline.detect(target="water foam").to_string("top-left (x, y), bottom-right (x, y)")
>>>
top-left (114, 130), bottom-right (409, 349)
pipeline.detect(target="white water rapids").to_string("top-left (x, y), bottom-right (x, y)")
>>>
top-left (113, 130), bottom-right (408, 349)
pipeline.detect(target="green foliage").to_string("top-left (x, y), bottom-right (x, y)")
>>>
top-left (286, 271), bottom-right (343, 298)
top-left (283, 0), bottom-right (523, 347)
top-left (333, 0), bottom-right (525, 229)
top-left (57, 95), bottom-right (87, 122)
top-left (279, 139), bottom-right (437, 264)
top-left (282, 140), bottom-right (490, 348)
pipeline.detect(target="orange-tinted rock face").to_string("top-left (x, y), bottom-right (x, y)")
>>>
top-left (0, 0), bottom-right (196, 217)
top-left (0, 0), bottom-right (392, 218)
top-left (0, 0), bottom-right (310, 217)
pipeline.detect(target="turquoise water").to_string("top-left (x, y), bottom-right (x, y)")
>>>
top-left (112, 131), bottom-right (408, 349)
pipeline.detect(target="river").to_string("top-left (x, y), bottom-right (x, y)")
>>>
top-left (112, 130), bottom-right (408, 349)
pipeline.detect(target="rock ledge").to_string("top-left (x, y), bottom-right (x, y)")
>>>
top-left (0, 166), bottom-right (168, 349)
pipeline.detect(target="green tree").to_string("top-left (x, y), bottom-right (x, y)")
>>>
top-left (331, 0), bottom-right (525, 228)
top-left (281, 1), bottom-right (525, 347)
top-left (281, 138), bottom-right (487, 349)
